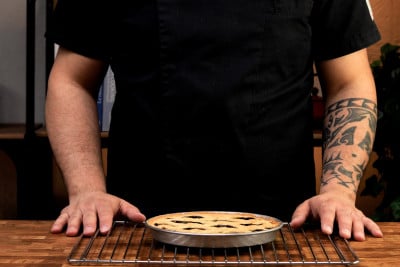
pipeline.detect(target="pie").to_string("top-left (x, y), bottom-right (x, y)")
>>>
top-left (145, 211), bottom-right (282, 234)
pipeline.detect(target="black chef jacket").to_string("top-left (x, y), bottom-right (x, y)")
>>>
top-left (46, 0), bottom-right (381, 221)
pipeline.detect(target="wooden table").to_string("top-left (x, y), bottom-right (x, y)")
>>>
top-left (0, 220), bottom-right (399, 267)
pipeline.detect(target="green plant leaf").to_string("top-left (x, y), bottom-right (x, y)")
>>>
top-left (390, 197), bottom-right (400, 221)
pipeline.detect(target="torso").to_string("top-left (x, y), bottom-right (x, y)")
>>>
top-left (106, 0), bottom-right (316, 218)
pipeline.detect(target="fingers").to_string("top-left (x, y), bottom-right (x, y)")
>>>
top-left (51, 194), bottom-right (147, 237)
top-left (291, 195), bottom-right (384, 241)
top-left (82, 208), bottom-right (100, 236)
top-left (315, 199), bottom-right (383, 241)
top-left (51, 196), bottom-right (102, 237)
top-left (95, 198), bottom-right (146, 235)
top-left (51, 208), bottom-right (85, 237)
top-left (337, 212), bottom-right (383, 241)
top-left (50, 212), bottom-right (69, 234)
top-left (318, 203), bottom-right (336, 236)
top-left (96, 202), bottom-right (115, 235)
top-left (349, 216), bottom-right (365, 241)
top-left (334, 208), bottom-right (353, 239)
top-left (363, 217), bottom-right (383, 238)
top-left (290, 199), bottom-right (334, 235)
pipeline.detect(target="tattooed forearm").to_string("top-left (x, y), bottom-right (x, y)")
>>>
top-left (322, 151), bottom-right (365, 192)
top-left (358, 131), bottom-right (372, 153)
top-left (321, 98), bottom-right (377, 191)
top-left (323, 98), bottom-right (377, 153)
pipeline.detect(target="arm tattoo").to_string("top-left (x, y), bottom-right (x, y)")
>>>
top-left (321, 98), bottom-right (377, 192)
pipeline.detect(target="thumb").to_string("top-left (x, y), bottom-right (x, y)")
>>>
top-left (119, 200), bottom-right (147, 223)
top-left (290, 200), bottom-right (311, 229)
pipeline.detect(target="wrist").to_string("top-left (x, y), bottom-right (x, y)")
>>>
top-left (319, 181), bottom-right (357, 201)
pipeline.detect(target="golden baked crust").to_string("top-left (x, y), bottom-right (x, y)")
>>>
top-left (146, 211), bottom-right (282, 234)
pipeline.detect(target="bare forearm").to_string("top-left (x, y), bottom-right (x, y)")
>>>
top-left (45, 83), bottom-right (106, 197)
top-left (320, 97), bottom-right (377, 197)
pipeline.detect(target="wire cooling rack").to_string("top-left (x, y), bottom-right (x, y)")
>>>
top-left (67, 221), bottom-right (359, 265)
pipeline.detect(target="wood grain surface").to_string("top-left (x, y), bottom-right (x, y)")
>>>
top-left (0, 220), bottom-right (398, 267)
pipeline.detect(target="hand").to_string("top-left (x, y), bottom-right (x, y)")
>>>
top-left (50, 191), bottom-right (146, 236)
top-left (290, 191), bottom-right (383, 241)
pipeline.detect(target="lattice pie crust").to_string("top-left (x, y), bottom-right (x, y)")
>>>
top-left (146, 211), bottom-right (282, 234)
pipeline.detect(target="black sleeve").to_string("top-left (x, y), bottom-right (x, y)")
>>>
top-left (311, 0), bottom-right (381, 61)
top-left (45, 0), bottom-right (113, 61)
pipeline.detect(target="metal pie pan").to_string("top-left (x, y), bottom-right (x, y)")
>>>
top-left (145, 211), bottom-right (283, 248)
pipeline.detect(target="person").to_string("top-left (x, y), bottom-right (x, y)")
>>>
top-left (45, 0), bottom-right (384, 241)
